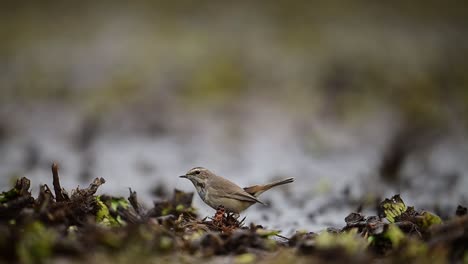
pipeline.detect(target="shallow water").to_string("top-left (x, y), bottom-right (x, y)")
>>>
top-left (1, 104), bottom-right (466, 234)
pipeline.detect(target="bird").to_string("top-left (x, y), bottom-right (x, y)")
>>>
top-left (179, 167), bottom-right (294, 213)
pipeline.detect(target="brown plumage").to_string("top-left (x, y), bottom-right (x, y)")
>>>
top-left (243, 177), bottom-right (294, 197)
top-left (180, 167), bottom-right (294, 213)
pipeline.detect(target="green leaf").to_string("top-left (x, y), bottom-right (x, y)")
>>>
top-left (419, 211), bottom-right (442, 228)
top-left (95, 196), bottom-right (120, 227)
top-left (109, 197), bottom-right (129, 211)
top-left (0, 181), bottom-right (22, 203)
top-left (380, 195), bottom-right (407, 223)
top-left (255, 229), bottom-right (281, 237)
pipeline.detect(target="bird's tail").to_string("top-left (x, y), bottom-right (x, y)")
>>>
top-left (243, 177), bottom-right (294, 197)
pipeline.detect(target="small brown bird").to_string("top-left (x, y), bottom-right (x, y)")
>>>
top-left (179, 167), bottom-right (294, 213)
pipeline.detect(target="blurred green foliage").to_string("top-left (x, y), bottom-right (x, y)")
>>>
top-left (182, 54), bottom-right (247, 107)
top-left (0, 1), bottom-right (467, 130)
top-left (17, 222), bottom-right (56, 264)
top-left (315, 228), bottom-right (368, 254)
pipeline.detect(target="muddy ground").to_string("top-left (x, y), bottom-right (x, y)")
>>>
top-left (0, 163), bottom-right (466, 264)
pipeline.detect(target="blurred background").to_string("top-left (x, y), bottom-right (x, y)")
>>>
top-left (1, 1), bottom-right (467, 233)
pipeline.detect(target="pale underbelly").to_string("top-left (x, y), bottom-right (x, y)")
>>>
top-left (204, 193), bottom-right (254, 213)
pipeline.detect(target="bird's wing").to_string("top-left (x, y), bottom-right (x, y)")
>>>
top-left (221, 191), bottom-right (266, 205)
top-left (210, 175), bottom-right (266, 205)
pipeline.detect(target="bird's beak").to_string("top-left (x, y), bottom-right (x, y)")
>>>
top-left (179, 175), bottom-right (188, 178)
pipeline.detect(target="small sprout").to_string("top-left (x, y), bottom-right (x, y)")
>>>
top-left (379, 195), bottom-right (407, 223)
top-left (255, 229), bottom-right (281, 238)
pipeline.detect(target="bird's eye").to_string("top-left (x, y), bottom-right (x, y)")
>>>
top-left (195, 170), bottom-right (200, 175)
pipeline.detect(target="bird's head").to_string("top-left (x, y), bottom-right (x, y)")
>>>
top-left (179, 167), bottom-right (212, 194)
